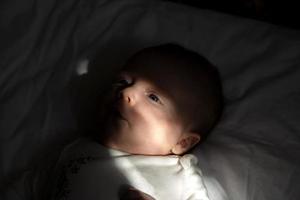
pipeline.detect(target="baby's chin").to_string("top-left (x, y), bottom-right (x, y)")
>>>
top-left (103, 142), bottom-right (172, 155)
top-left (110, 134), bottom-right (173, 155)
top-left (109, 110), bottom-right (128, 127)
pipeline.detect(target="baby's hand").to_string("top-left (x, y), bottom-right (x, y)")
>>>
top-left (119, 186), bottom-right (156, 200)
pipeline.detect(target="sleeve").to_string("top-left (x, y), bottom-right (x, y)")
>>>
top-left (180, 154), bottom-right (210, 200)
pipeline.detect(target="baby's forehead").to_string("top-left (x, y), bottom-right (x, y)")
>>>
top-left (121, 45), bottom-right (207, 95)
top-left (123, 62), bottom-right (180, 85)
top-left (122, 63), bottom-right (198, 104)
top-left (123, 58), bottom-right (189, 81)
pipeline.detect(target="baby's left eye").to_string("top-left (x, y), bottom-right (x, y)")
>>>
top-left (148, 94), bottom-right (160, 103)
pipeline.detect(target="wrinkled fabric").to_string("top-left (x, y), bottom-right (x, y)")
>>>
top-left (48, 137), bottom-right (210, 200)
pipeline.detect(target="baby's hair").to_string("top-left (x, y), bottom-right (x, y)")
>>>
top-left (124, 43), bottom-right (224, 143)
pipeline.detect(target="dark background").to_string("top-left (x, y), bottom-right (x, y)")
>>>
top-left (165, 0), bottom-right (300, 30)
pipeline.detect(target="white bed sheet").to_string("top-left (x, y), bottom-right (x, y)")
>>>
top-left (0, 0), bottom-right (299, 199)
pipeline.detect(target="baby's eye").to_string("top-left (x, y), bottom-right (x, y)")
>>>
top-left (117, 79), bottom-right (129, 85)
top-left (113, 78), bottom-right (130, 88)
top-left (148, 94), bottom-right (160, 103)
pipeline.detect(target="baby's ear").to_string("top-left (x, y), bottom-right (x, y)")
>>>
top-left (171, 132), bottom-right (201, 155)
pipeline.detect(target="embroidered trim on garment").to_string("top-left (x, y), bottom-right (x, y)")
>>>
top-left (54, 156), bottom-right (97, 199)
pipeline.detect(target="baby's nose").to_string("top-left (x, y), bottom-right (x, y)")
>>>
top-left (117, 88), bottom-right (136, 106)
top-left (118, 92), bottom-right (131, 104)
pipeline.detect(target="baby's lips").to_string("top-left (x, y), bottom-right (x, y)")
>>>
top-left (112, 102), bottom-right (127, 121)
top-left (113, 99), bottom-right (121, 111)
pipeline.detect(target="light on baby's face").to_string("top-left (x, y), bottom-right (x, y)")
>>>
top-left (103, 70), bottom-right (186, 155)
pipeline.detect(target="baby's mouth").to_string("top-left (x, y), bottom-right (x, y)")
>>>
top-left (111, 97), bottom-right (128, 122)
top-left (112, 107), bottom-right (126, 121)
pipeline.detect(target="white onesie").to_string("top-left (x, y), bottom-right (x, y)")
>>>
top-left (50, 137), bottom-right (210, 200)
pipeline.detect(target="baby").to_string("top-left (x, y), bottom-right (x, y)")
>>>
top-left (50, 44), bottom-right (223, 200)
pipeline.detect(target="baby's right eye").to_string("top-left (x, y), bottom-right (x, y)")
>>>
top-left (112, 76), bottom-right (132, 92)
top-left (113, 79), bottom-right (129, 88)
top-left (112, 73), bottom-right (133, 91)
top-left (117, 79), bottom-right (129, 85)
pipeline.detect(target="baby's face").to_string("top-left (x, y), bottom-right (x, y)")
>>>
top-left (101, 64), bottom-right (195, 155)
